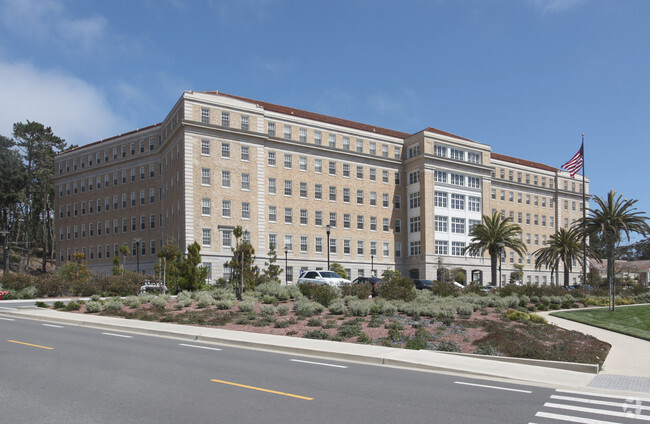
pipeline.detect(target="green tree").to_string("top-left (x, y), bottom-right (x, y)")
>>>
top-left (261, 242), bottom-right (282, 284)
top-left (329, 262), bottom-right (347, 279)
top-left (464, 211), bottom-right (527, 287)
top-left (13, 121), bottom-right (66, 272)
top-left (0, 135), bottom-right (27, 241)
top-left (119, 245), bottom-right (130, 271)
top-left (579, 190), bottom-right (650, 311)
top-left (534, 227), bottom-right (587, 288)
top-left (175, 241), bottom-right (208, 292)
top-left (156, 239), bottom-right (181, 291)
top-left (509, 264), bottom-right (524, 285)
top-left (227, 227), bottom-right (259, 298)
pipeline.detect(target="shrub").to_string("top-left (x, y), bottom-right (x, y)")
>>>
top-left (357, 333), bottom-right (371, 344)
top-left (196, 294), bottom-right (216, 308)
top-left (337, 322), bottom-right (363, 339)
top-left (151, 296), bottom-right (169, 309)
top-left (124, 296), bottom-right (141, 309)
top-left (339, 282), bottom-right (373, 299)
top-left (328, 299), bottom-right (347, 315)
top-left (529, 314), bottom-right (547, 324)
top-left (405, 327), bottom-right (429, 350)
top-left (52, 301), bottom-right (65, 309)
top-left (276, 305), bottom-right (290, 316)
top-left (35, 301), bottom-right (49, 308)
top-left (431, 281), bottom-right (459, 298)
top-left (260, 304), bottom-right (276, 317)
top-left (90, 294), bottom-right (101, 302)
top-left (237, 300), bottom-right (257, 313)
top-left (323, 319), bottom-right (338, 329)
top-left (85, 300), bottom-right (103, 313)
top-left (385, 321), bottom-right (404, 331)
top-left (262, 295), bottom-right (278, 305)
top-left (377, 272), bottom-right (416, 301)
top-left (303, 330), bottom-right (330, 340)
top-left (64, 301), bottom-right (81, 311)
top-left (311, 284), bottom-right (341, 307)
top-left (436, 340), bottom-right (461, 352)
top-left (473, 343), bottom-right (500, 356)
top-left (104, 298), bottom-right (124, 312)
top-left (505, 309), bottom-right (530, 321)
top-left (348, 300), bottom-right (372, 316)
top-left (293, 299), bottom-right (325, 317)
top-left (307, 318), bottom-right (323, 327)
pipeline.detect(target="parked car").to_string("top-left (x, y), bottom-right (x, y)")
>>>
top-left (297, 270), bottom-right (351, 287)
top-left (413, 279), bottom-right (434, 290)
top-left (351, 276), bottom-right (383, 296)
top-left (480, 285), bottom-right (498, 292)
top-left (566, 284), bottom-right (594, 291)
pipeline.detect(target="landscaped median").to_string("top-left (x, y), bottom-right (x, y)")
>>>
top-left (551, 304), bottom-right (650, 341)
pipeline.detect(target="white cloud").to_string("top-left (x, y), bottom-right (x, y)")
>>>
top-left (0, 0), bottom-right (108, 51)
top-left (0, 61), bottom-right (130, 146)
top-left (529, 0), bottom-right (587, 14)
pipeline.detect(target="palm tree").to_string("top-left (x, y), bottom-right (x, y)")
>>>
top-left (464, 211), bottom-right (526, 287)
top-left (534, 227), bottom-right (587, 287)
top-left (579, 190), bottom-right (650, 311)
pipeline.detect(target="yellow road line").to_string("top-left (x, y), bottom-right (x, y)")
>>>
top-left (7, 340), bottom-right (54, 350)
top-left (210, 379), bottom-right (313, 400)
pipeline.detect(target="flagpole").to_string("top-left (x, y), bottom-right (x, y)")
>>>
top-left (581, 134), bottom-right (587, 291)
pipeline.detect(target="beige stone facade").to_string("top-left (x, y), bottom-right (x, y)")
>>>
top-left (53, 91), bottom-right (588, 285)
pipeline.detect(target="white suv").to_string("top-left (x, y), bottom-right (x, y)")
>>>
top-left (297, 270), bottom-right (351, 287)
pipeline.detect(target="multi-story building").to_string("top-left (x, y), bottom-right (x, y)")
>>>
top-left (53, 91), bottom-right (588, 285)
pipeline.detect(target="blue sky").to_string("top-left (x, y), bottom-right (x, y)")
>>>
top-left (1, 0), bottom-right (649, 232)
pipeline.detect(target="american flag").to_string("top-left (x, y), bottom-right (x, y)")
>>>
top-left (562, 142), bottom-right (584, 177)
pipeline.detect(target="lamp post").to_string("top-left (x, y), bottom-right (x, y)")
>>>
top-left (284, 247), bottom-right (288, 285)
top-left (134, 238), bottom-right (141, 274)
top-left (498, 244), bottom-right (503, 288)
top-left (0, 230), bottom-right (8, 273)
top-left (371, 254), bottom-right (374, 277)
top-left (325, 225), bottom-right (331, 270)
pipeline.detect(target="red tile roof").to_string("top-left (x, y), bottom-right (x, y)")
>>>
top-left (59, 123), bottom-right (162, 155)
top-left (490, 152), bottom-right (558, 172)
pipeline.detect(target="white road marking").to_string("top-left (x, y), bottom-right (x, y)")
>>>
top-left (556, 389), bottom-right (650, 403)
top-left (453, 381), bottom-right (532, 393)
top-left (101, 332), bottom-right (133, 338)
top-left (42, 324), bottom-right (63, 328)
top-left (534, 411), bottom-right (623, 424)
top-left (0, 317), bottom-right (15, 321)
top-left (290, 359), bottom-right (348, 368)
top-left (179, 343), bottom-right (222, 351)
top-left (544, 402), bottom-right (650, 421)
top-left (551, 394), bottom-right (650, 411)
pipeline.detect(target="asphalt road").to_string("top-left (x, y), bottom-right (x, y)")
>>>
top-left (1, 311), bottom-right (649, 423)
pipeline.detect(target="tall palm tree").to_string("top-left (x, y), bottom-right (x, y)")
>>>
top-left (464, 211), bottom-right (527, 287)
top-left (579, 190), bottom-right (650, 311)
top-left (534, 227), bottom-right (587, 287)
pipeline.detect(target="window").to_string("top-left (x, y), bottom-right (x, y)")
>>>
top-left (140, 190), bottom-right (145, 205)
top-left (383, 218), bottom-right (390, 232)
top-left (410, 241), bottom-right (421, 256)
top-left (394, 195), bottom-right (401, 209)
top-left (268, 178), bottom-right (276, 194)
top-left (343, 214), bottom-right (350, 229)
top-left (222, 230), bottom-right (232, 247)
top-left (284, 207), bottom-right (292, 224)
top-left (328, 161), bottom-right (336, 175)
top-left (241, 174), bottom-right (250, 190)
top-left (395, 219), bottom-right (401, 233)
top-left (315, 184), bottom-right (322, 200)
top-left (450, 173), bottom-right (464, 186)
top-left (201, 107), bottom-right (210, 123)
top-left (299, 156), bottom-right (307, 171)
top-left (284, 180), bottom-right (292, 196)
top-left (407, 144), bottom-right (420, 158)
top-left (451, 241), bottom-right (466, 256)
top-left (284, 154), bottom-right (292, 168)
top-left (221, 171), bottom-right (230, 188)
top-left (299, 128), bottom-right (307, 142)
top-left (242, 202), bottom-right (250, 219)
top-left (201, 168), bottom-right (210, 185)
top-left (268, 122), bottom-right (276, 136)
top-left (526, 213), bottom-right (531, 225)
top-left (241, 146), bottom-right (249, 161)
top-left (315, 211), bottom-right (323, 226)
top-left (300, 236), bottom-right (308, 252)
top-left (283, 125), bottom-right (291, 139)
top-left (314, 159), bottom-right (322, 173)
top-left (409, 192), bottom-right (420, 209)
top-left (150, 215), bottom-right (155, 229)
top-left (241, 115), bottom-right (249, 130)
top-left (329, 186), bottom-right (336, 201)
top-left (356, 166), bottom-right (363, 179)
top-left (343, 239), bottom-right (351, 254)
top-left (435, 240), bottom-right (448, 255)
top-left (435, 191), bottom-right (448, 208)
top-left (357, 240), bottom-right (364, 255)
top-left (409, 216), bottom-right (421, 233)
top-left (329, 212), bottom-right (337, 227)
top-left (315, 237), bottom-right (323, 253)
top-left (329, 237), bottom-right (337, 254)
top-left (268, 151), bottom-right (276, 166)
top-left (382, 193), bottom-right (389, 207)
top-left (356, 190), bottom-right (364, 205)
top-left (434, 170), bottom-right (446, 183)
top-left (357, 215), bottom-right (364, 230)
top-left (534, 214), bottom-right (539, 225)
top-left (354, 139), bottom-right (362, 153)
top-left (220, 111), bottom-right (230, 127)
top-left (451, 193), bottom-right (465, 210)
top-left (395, 172), bottom-right (401, 185)
top-left (434, 145), bottom-right (447, 157)
top-left (467, 176), bottom-right (480, 188)
top-left (450, 149), bottom-right (464, 161)
top-left (370, 192), bottom-right (376, 206)
top-left (222, 200), bottom-right (231, 217)
top-left (300, 209), bottom-right (308, 225)
top-left (408, 171), bottom-right (420, 184)
top-left (314, 131), bottom-right (322, 145)
top-left (451, 218), bottom-right (465, 234)
top-left (369, 168), bottom-right (376, 181)
top-left (268, 206), bottom-right (277, 222)
top-left (329, 134), bottom-right (336, 148)
top-left (469, 219), bottom-right (480, 232)
top-left (343, 188), bottom-right (350, 203)
top-left (468, 152), bottom-right (481, 164)
top-left (435, 216), bottom-right (448, 232)
top-left (342, 136), bottom-right (350, 150)
top-left (370, 216), bottom-right (377, 231)
top-left (468, 196), bottom-right (481, 212)
top-left (342, 164), bottom-right (350, 177)
top-left (300, 182), bottom-right (307, 198)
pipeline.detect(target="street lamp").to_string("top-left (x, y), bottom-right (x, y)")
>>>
top-left (371, 254), bottom-right (374, 277)
top-left (0, 230), bottom-right (8, 273)
top-left (284, 247), bottom-right (288, 285)
top-left (325, 225), bottom-right (331, 270)
top-left (134, 238), bottom-right (141, 274)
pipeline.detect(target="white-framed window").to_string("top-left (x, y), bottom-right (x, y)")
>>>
top-left (435, 191), bottom-right (448, 208)
top-left (356, 166), bottom-right (364, 179)
top-left (356, 190), bottom-right (364, 205)
top-left (300, 182), bottom-right (307, 198)
top-left (357, 215), bottom-right (364, 230)
top-left (300, 209), bottom-right (308, 225)
top-left (435, 216), bottom-right (448, 232)
top-left (370, 192), bottom-right (376, 206)
top-left (242, 202), bottom-right (250, 219)
top-left (241, 146), bottom-right (249, 161)
top-left (268, 122), bottom-right (276, 136)
top-left (468, 196), bottom-right (481, 212)
top-left (241, 174), bottom-right (250, 191)
top-left (407, 144), bottom-right (420, 158)
top-left (467, 176), bottom-right (481, 188)
top-left (434, 145), bottom-right (447, 157)
top-left (434, 170), bottom-right (447, 183)
top-left (315, 237), bottom-right (323, 253)
top-left (284, 154), bottom-right (292, 169)
top-left (343, 214), bottom-right (350, 229)
top-left (222, 200), bottom-right (231, 217)
top-left (314, 131), bottom-right (322, 145)
top-left (299, 128), bottom-right (307, 142)
top-left (241, 115), bottom-right (249, 130)
top-left (450, 173), bottom-right (464, 186)
top-left (284, 180), bottom-right (292, 196)
top-left (451, 193), bottom-right (465, 210)
top-left (409, 216), bottom-right (421, 233)
top-left (221, 171), bottom-right (230, 188)
top-left (202, 228), bottom-right (211, 246)
top-left (329, 186), bottom-right (336, 201)
top-left (468, 152), bottom-right (481, 164)
top-left (451, 241), bottom-right (465, 256)
top-left (382, 193), bottom-right (389, 207)
top-left (383, 218), bottom-right (390, 232)
top-left (409, 241), bottom-right (421, 256)
top-left (451, 218), bottom-right (465, 234)
top-left (469, 219), bottom-right (480, 232)
top-left (356, 139), bottom-right (363, 153)
top-left (329, 161), bottom-right (336, 175)
top-left (314, 184), bottom-right (322, 200)
top-left (435, 240), bottom-right (448, 255)
top-left (201, 107), bottom-right (210, 123)
top-left (222, 230), bottom-right (232, 247)
top-left (267, 151), bottom-right (276, 166)
top-left (409, 192), bottom-right (420, 209)
top-left (268, 206), bottom-right (277, 222)
top-left (283, 124), bottom-right (291, 140)
top-left (450, 148), bottom-right (464, 161)
top-left (315, 211), bottom-right (323, 226)
top-left (314, 159), bottom-right (322, 173)
top-left (299, 156), bottom-right (307, 171)
top-left (408, 171), bottom-right (420, 184)
top-left (342, 136), bottom-right (350, 150)
top-left (268, 178), bottom-right (276, 194)
top-left (221, 143), bottom-right (230, 158)
top-left (201, 168), bottom-right (210, 185)
top-left (284, 207), bottom-right (292, 224)
top-left (329, 134), bottom-right (336, 148)
top-left (300, 235), bottom-right (308, 252)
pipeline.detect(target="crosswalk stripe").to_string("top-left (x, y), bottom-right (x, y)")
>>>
top-left (556, 389), bottom-right (650, 403)
top-left (535, 411), bottom-right (626, 424)
top-left (544, 402), bottom-right (650, 421)
top-left (551, 395), bottom-right (650, 412)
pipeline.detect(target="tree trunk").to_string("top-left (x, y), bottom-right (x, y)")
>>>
top-left (564, 262), bottom-right (570, 287)
top-left (607, 243), bottom-right (616, 311)
top-left (491, 253), bottom-right (498, 287)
